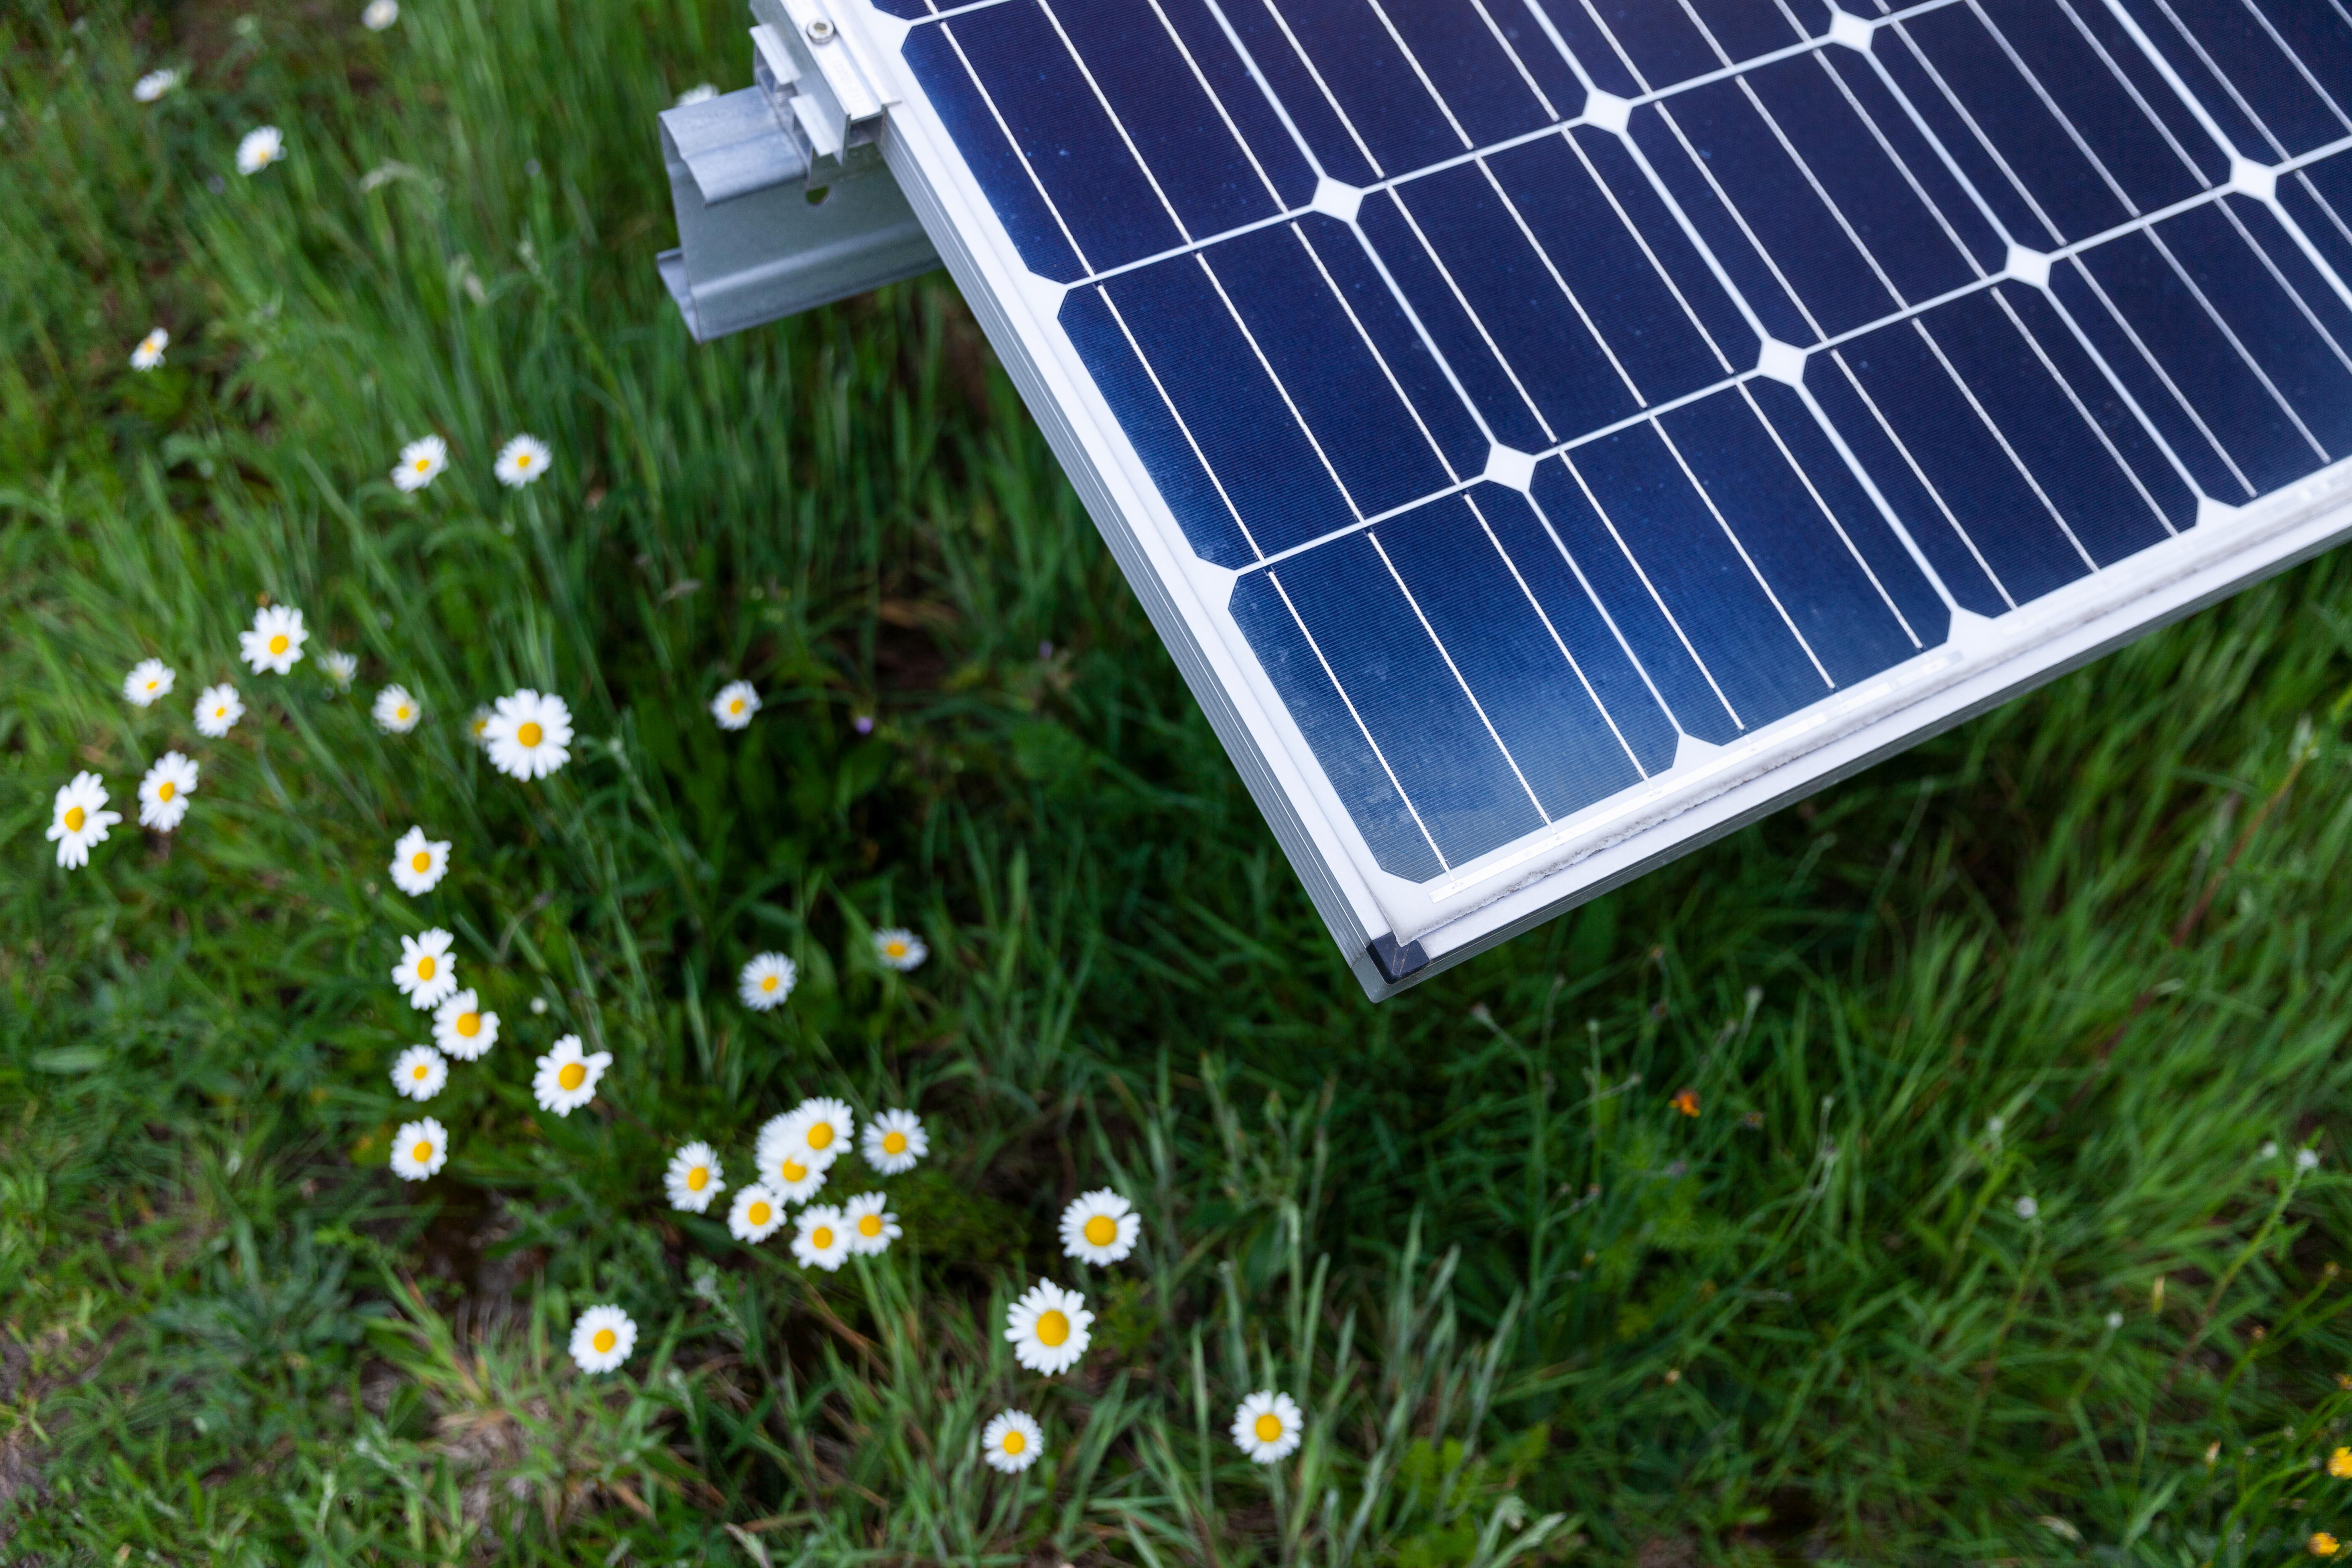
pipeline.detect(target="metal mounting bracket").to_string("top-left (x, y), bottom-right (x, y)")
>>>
top-left (655, 9), bottom-right (939, 341)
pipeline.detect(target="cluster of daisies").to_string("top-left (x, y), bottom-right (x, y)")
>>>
top-left (46, 601), bottom-right (582, 874)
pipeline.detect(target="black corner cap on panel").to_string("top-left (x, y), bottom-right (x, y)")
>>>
top-left (1368, 932), bottom-right (1429, 986)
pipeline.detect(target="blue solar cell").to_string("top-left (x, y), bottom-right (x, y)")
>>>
top-left (873, 0), bottom-right (932, 20)
top-left (2254, 0), bottom-right (2352, 121)
top-left (1256, 0), bottom-right (1473, 175)
top-left (2124, 0), bottom-right (2350, 158)
top-left (903, 22), bottom-right (1088, 280)
top-left (1291, 214), bottom-right (1491, 480)
top-left (1483, 134), bottom-right (1738, 404)
top-left (1471, 482), bottom-right (1683, 773)
top-left (1661, 75), bottom-right (1906, 335)
top-left (1526, 456), bottom-right (1744, 745)
top-left (1356, 189), bottom-right (1555, 453)
top-left (1373, 495), bottom-right (1648, 820)
top-left (1205, 222), bottom-right (1459, 516)
top-left (1872, 20), bottom-right (2064, 251)
top-left (1087, 256), bottom-right (1358, 554)
top-left (2161, 201), bottom-right (2352, 462)
top-left (1565, 413), bottom-right (1833, 730)
top-left (1972, 0), bottom-right (2211, 216)
top-left (1627, 103), bottom-right (1818, 346)
top-left (1058, 284), bottom-right (1260, 567)
top-left (1490, 0), bottom-right (1587, 116)
top-left (1376, 0), bottom-right (1562, 145)
top-left (2282, 153), bottom-right (2352, 288)
top-left (1899, 5), bottom-right (2135, 244)
top-left (1217, 0), bottom-right (1381, 185)
top-left (944, 1), bottom-right (1187, 270)
top-left (1261, 534), bottom-right (1550, 866)
top-left (1566, 126), bottom-right (1759, 369)
top-left (1534, 0), bottom-right (1639, 98)
top-left (1686, 0), bottom-right (1808, 62)
top-left (1152, 0), bottom-right (1322, 206)
top-left (1738, 54), bottom-right (1985, 309)
top-left (1652, 387), bottom-right (1924, 688)
top-left (1392, 163), bottom-right (1645, 440)
top-left (1044, 0), bottom-right (1289, 238)
top-left (1227, 570), bottom-right (1445, 881)
top-left (1583, 0), bottom-right (1723, 92)
top-left (2077, 230), bottom-right (2333, 495)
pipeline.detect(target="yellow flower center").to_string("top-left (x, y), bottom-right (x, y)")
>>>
top-left (687, 1166), bottom-right (709, 1191)
top-left (1254, 1413), bottom-right (1283, 1444)
top-left (886, 941), bottom-right (907, 958)
top-left (145, 678), bottom-right (159, 691)
top-left (807, 1122), bottom-right (833, 1151)
top-left (517, 721), bottom-right (543, 748)
top-left (729, 699), bottom-right (743, 713)
top-left (396, 705), bottom-right (411, 720)
top-left (1035, 1310), bottom-right (1068, 1347)
top-left (558, 1061), bottom-right (586, 1091)
top-left (214, 705), bottom-right (228, 717)
top-left (456, 1012), bottom-right (480, 1037)
top-left (761, 974), bottom-right (779, 992)
top-left (63, 806), bottom-right (85, 831)
top-left (781, 1158), bottom-right (807, 1183)
top-left (413, 1064), bottom-right (430, 1080)
top-left (157, 781), bottom-right (176, 801)
top-left (414, 458), bottom-right (431, 472)
top-left (748, 1200), bottom-right (772, 1226)
top-left (412, 851), bottom-right (431, 872)
top-left (411, 1140), bottom-right (433, 1163)
top-left (268, 634), bottom-right (289, 655)
top-left (859, 1213), bottom-right (882, 1237)
top-left (1084, 1215), bottom-right (1117, 1248)
top-left (415, 955), bottom-right (436, 980)
top-left (1002, 1429), bottom-right (1025, 1455)
top-left (593, 1328), bottom-right (616, 1354)
top-left (515, 454), bottom-right (532, 469)
top-left (811, 1226), bottom-right (834, 1249)
top-left (883, 1131), bottom-right (907, 1155)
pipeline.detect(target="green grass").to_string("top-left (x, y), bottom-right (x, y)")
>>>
top-left (5, 1), bottom-right (2352, 1562)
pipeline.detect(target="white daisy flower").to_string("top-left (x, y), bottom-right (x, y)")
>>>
top-left (842, 1191), bottom-right (900, 1256)
top-left (1230, 1391), bottom-right (1304, 1463)
top-left (432, 989), bottom-right (498, 1061)
top-left (132, 68), bottom-right (179, 103)
top-left (737, 952), bottom-right (796, 1011)
top-left (532, 1034), bottom-right (610, 1115)
top-left (373, 683), bottom-right (422, 733)
top-left (193, 683), bottom-right (243, 737)
top-left (569, 1304), bottom-right (635, 1374)
top-left (389, 826), bottom-right (449, 896)
top-left (130, 328), bottom-right (169, 371)
top-left (665, 1142), bottom-right (725, 1213)
top-left (676, 83), bottom-right (719, 106)
top-left (1059, 1189), bottom-right (1140, 1266)
top-left (236, 125), bottom-right (285, 176)
top-left (493, 433), bottom-right (551, 487)
top-left (727, 1183), bottom-right (787, 1243)
top-left (874, 928), bottom-right (927, 972)
top-left (783, 1097), bottom-right (853, 1168)
top-left (791, 1203), bottom-right (851, 1271)
top-left (390, 1044), bottom-right (447, 1101)
top-left (123, 658), bottom-right (175, 707)
top-left (481, 688), bottom-right (571, 779)
top-left (392, 928), bottom-right (458, 1010)
top-left (753, 1118), bottom-right (830, 1202)
top-left (860, 1108), bottom-right (926, 1175)
top-left (47, 772), bottom-right (121, 870)
top-left (980, 1410), bottom-right (1043, 1474)
top-left (239, 604), bottom-right (307, 675)
top-left (391, 434), bottom-right (445, 492)
top-left (321, 650), bottom-right (357, 690)
top-left (361, 0), bottom-right (400, 30)
top-left (710, 681), bottom-right (760, 730)
top-left (1004, 1279), bottom-right (1091, 1376)
top-left (390, 1117), bottom-right (448, 1181)
top-left (137, 752), bottom-right (199, 832)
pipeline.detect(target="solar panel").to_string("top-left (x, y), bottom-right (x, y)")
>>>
top-left (789, 0), bottom-right (2352, 995)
